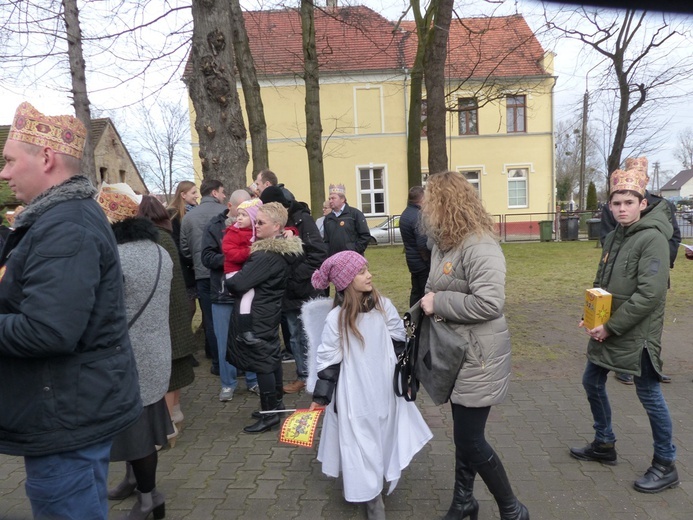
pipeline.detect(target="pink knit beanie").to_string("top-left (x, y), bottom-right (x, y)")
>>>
top-left (311, 251), bottom-right (368, 292)
top-left (236, 198), bottom-right (263, 241)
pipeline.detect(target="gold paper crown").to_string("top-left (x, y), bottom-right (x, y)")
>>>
top-left (97, 182), bottom-right (142, 223)
top-left (610, 168), bottom-right (648, 196)
top-left (624, 156), bottom-right (648, 178)
top-left (8, 102), bottom-right (86, 160)
top-left (328, 183), bottom-right (346, 195)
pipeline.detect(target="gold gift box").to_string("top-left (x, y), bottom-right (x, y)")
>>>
top-left (584, 288), bottom-right (612, 330)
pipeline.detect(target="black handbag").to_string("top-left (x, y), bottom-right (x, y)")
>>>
top-left (393, 309), bottom-right (420, 402)
top-left (394, 301), bottom-right (468, 405)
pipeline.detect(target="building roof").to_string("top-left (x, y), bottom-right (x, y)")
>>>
top-left (660, 168), bottom-right (693, 191)
top-left (187, 6), bottom-right (548, 80)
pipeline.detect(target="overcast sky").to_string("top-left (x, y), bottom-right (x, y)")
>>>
top-left (1, 0), bottom-right (691, 182)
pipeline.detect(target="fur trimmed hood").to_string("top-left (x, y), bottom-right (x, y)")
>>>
top-left (111, 217), bottom-right (159, 245)
top-left (15, 176), bottom-right (97, 228)
top-left (250, 235), bottom-right (303, 256)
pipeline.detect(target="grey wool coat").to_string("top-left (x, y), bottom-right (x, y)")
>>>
top-left (426, 232), bottom-right (511, 408)
top-left (113, 218), bottom-right (173, 406)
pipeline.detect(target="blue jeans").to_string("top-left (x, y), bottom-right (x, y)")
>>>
top-left (24, 439), bottom-right (111, 520)
top-left (582, 350), bottom-right (676, 462)
top-left (282, 309), bottom-right (308, 380)
top-left (196, 278), bottom-right (218, 370)
top-left (212, 302), bottom-right (257, 389)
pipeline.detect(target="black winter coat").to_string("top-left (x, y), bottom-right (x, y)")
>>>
top-left (323, 204), bottom-right (371, 256)
top-left (284, 201), bottom-right (327, 310)
top-left (399, 202), bottom-right (430, 275)
top-left (201, 209), bottom-right (235, 304)
top-left (0, 176), bottom-right (142, 456)
top-left (225, 236), bottom-right (303, 373)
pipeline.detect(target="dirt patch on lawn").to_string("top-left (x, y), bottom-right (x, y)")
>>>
top-left (505, 301), bottom-right (693, 381)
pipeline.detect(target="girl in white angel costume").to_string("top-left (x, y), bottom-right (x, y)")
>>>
top-left (304, 251), bottom-right (432, 520)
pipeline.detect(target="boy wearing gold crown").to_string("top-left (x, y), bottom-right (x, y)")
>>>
top-left (0, 102), bottom-right (141, 518)
top-left (570, 161), bottom-right (678, 494)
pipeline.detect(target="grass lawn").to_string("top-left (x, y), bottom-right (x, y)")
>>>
top-left (365, 241), bottom-right (693, 361)
top-left (193, 242), bottom-right (693, 362)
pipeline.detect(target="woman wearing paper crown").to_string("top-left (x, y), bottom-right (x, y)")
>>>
top-left (571, 158), bottom-right (679, 494)
top-left (99, 184), bottom-right (174, 520)
top-left (420, 171), bottom-right (527, 520)
top-left (305, 251), bottom-right (432, 520)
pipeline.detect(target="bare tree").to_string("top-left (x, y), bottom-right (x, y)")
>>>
top-left (62, 0), bottom-right (97, 185)
top-left (546, 8), bottom-right (693, 180)
top-left (230, 0), bottom-right (268, 176)
top-left (400, 9), bottom-right (553, 187)
top-left (555, 118), bottom-right (602, 200)
top-left (675, 128), bottom-right (693, 170)
top-left (0, 1), bottom-right (195, 186)
top-left (301, 0), bottom-right (325, 218)
top-left (187, 0), bottom-right (249, 189)
top-left (422, 0), bottom-right (453, 175)
top-left (132, 100), bottom-right (193, 201)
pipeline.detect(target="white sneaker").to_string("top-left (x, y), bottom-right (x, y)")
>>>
top-left (219, 387), bottom-right (234, 402)
top-left (248, 384), bottom-right (260, 395)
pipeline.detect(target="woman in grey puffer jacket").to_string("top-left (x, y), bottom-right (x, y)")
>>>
top-left (420, 171), bottom-right (528, 520)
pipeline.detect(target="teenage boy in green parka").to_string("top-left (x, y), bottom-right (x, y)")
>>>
top-left (570, 165), bottom-right (678, 494)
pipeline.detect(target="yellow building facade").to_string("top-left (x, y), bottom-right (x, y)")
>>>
top-left (190, 8), bottom-right (556, 225)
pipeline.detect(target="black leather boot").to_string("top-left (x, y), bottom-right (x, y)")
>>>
top-left (569, 441), bottom-right (617, 466)
top-left (244, 391), bottom-right (280, 433)
top-left (633, 457), bottom-right (679, 493)
top-left (441, 456), bottom-right (478, 520)
top-left (252, 398), bottom-right (284, 419)
top-left (236, 314), bottom-right (262, 346)
top-left (108, 461), bottom-right (137, 500)
top-left (475, 454), bottom-right (529, 520)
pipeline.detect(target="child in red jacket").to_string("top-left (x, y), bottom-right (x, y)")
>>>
top-left (223, 198), bottom-right (263, 344)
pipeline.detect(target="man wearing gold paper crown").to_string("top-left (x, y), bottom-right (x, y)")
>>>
top-left (570, 158), bottom-right (678, 494)
top-left (600, 157), bottom-right (680, 385)
top-left (0, 102), bottom-right (142, 518)
top-left (323, 183), bottom-right (371, 258)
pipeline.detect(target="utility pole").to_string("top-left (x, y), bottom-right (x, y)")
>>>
top-left (578, 90), bottom-right (588, 210)
top-left (653, 161), bottom-right (660, 194)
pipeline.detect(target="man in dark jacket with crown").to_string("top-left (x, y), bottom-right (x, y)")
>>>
top-left (0, 102), bottom-right (141, 519)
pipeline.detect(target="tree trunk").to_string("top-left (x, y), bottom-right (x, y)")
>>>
top-left (61, 0), bottom-right (96, 186)
top-left (407, 36), bottom-right (425, 189)
top-left (188, 0), bottom-right (249, 190)
top-left (229, 0), bottom-right (269, 176)
top-left (301, 0), bottom-right (325, 218)
top-left (423, 0), bottom-right (453, 174)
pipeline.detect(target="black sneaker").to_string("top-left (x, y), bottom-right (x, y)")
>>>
top-left (634, 458), bottom-right (679, 493)
top-left (281, 351), bottom-right (295, 363)
top-left (570, 441), bottom-right (617, 465)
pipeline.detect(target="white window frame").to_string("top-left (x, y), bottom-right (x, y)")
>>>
top-left (459, 168), bottom-right (482, 196)
top-left (506, 167), bottom-right (529, 208)
top-left (356, 164), bottom-right (388, 217)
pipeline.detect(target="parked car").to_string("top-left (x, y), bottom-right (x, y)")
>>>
top-left (368, 216), bottom-right (402, 245)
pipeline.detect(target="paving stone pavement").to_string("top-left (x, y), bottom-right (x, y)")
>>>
top-left (1, 358), bottom-right (692, 519)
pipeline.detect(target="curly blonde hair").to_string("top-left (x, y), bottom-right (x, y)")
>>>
top-left (421, 171), bottom-right (496, 251)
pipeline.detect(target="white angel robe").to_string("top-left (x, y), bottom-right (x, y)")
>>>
top-left (315, 297), bottom-right (433, 503)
